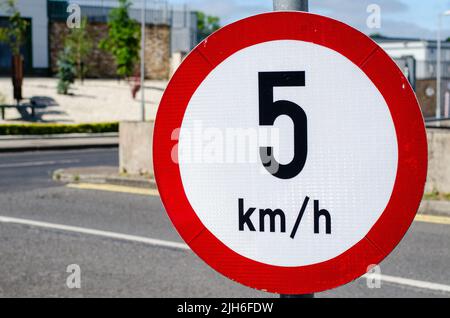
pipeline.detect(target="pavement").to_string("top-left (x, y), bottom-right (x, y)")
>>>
top-left (420, 200), bottom-right (450, 217)
top-left (53, 166), bottom-right (155, 189)
top-left (0, 148), bottom-right (118, 193)
top-left (0, 133), bottom-right (118, 152)
top-left (0, 149), bottom-right (449, 297)
top-left (0, 78), bottom-right (166, 123)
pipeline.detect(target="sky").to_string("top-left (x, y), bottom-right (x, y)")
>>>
top-left (168, 0), bottom-right (450, 40)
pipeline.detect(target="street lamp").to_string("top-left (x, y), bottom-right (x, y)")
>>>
top-left (436, 10), bottom-right (450, 120)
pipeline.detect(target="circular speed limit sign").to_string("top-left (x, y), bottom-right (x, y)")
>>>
top-left (153, 12), bottom-right (427, 294)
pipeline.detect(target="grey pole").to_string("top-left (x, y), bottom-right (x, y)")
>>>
top-left (140, 0), bottom-right (146, 122)
top-left (273, 0), bottom-right (313, 300)
top-left (273, 0), bottom-right (308, 12)
top-left (437, 14), bottom-right (442, 121)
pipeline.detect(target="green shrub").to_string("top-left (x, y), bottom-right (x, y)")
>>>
top-left (65, 18), bottom-right (93, 82)
top-left (57, 47), bottom-right (76, 95)
top-left (197, 11), bottom-right (220, 42)
top-left (0, 122), bottom-right (119, 135)
top-left (98, 0), bottom-right (140, 78)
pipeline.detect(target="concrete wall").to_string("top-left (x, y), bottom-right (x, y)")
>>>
top-left (0, 0), bottom-right (48, 69)
top-left (426, 129), bottom-right (450, 194)
top-left (119, 121), bottom-right (154, 176)
top-left (170, 51), bottom-right (187, 77)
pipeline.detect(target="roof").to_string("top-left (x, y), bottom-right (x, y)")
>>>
top-left (370, 35), bottom-right (450, 49)
top-left (370, 35), bottom-right (424, 43)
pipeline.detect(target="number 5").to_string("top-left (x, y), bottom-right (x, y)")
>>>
top-left (259, 71), bottom-right (308, 179)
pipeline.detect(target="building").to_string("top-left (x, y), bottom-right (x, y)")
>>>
top-left (373, 35), bottom-right (450, 118)
top-left (0, 0), bottom-right (48, 75)
top-left (0, 0), bottom-right (198, 79)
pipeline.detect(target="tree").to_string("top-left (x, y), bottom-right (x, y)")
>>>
top-left (369, 33), bottom-right (385, 40)
top-left (0, 0), bottom-right (29, 103)
top-left (99, 0), bottom-right (140, 78)
top-left (65, 17), bottom-right (93, 83)
top-left (197, 11), bottom-right (220, 42)
top-left (56, 48), bottom-right (76, 95)
top-left (0, 0), bottom-right (28, 55)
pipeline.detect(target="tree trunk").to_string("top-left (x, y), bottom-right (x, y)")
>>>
top-left (11, 54), bottom-right (24, 103)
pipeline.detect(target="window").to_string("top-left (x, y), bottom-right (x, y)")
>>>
top-left (0, 16), bottom-right (32, 74)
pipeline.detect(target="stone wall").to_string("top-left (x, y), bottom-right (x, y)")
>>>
top-left (144, 25), bottom-right (170, 80)
top-left (49, 21), bottom-right (170, 80)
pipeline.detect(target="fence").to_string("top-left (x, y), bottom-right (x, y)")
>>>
top-left (415, 61), bottom-right (450, 79)
top-left (47, 0), bottom-right (198, 53)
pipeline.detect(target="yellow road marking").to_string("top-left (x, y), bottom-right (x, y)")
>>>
top-left (67, 183), bottom-right (159, 196)
top-left (414, 214), bottom-right (450, 225)
top-left (67, 183), bottom-right (450, 225)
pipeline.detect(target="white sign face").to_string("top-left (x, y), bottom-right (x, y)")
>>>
top-left (177, 40), bottom-right (398, 267)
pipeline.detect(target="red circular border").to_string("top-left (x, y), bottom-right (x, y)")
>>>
top-left (153, 12), bottom-right (428, 294)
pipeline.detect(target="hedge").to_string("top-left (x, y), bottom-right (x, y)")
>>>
top-left (0, 122), bottom-right (119, 135)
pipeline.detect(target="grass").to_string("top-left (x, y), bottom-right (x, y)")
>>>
top-left (424, 190), bottom-right (450, 201)
top-left (0, 122), bottom-right (119, 135)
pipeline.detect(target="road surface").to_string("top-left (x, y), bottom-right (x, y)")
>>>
top-left (0, 149), bottom-right (449, 297)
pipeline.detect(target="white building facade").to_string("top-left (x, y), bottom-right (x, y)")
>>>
top-left (377, 37), bottom-right (450, 80)
top-left (374, 36), bottom-right (450, 117)
top-left (0, 0), bottom-right (197, 76)
top-left (0, 0), bottom-right (49, 73)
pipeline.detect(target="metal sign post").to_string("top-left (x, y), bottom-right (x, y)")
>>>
top-left (273, 0), bottom-right (313, 300)
top-left (273, 0), bottom-right (308, 11)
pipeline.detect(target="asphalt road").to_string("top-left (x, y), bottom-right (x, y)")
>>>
top-left (0, 149), bottom-right (449, 298)
top-left (0, 148), bottom-right (118, 193)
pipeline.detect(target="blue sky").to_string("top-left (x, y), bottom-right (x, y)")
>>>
top-left (168, 0), bottom-right (450, 39)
